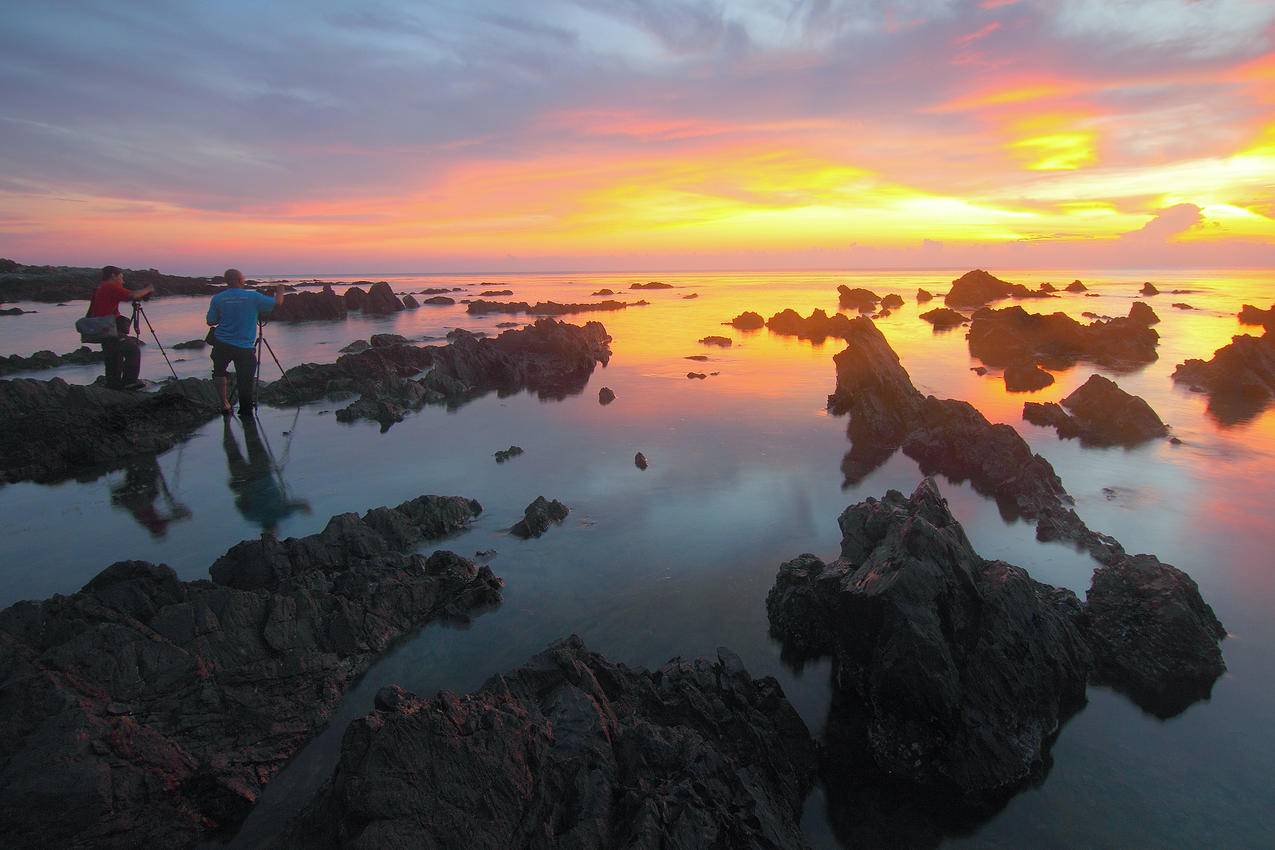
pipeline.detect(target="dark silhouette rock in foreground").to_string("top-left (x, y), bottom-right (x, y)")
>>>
top-left (510, 496), bottom-right (569, 538)
top-left (1024, 374), bottom-right (1167, 445)
top-left (270, 286), bottom-right (348, 322)
top-left (0, 378), bottom-right (221, 484)
top-left (1003, 363), bottom-right (1054, 392)
top-left (1237, 303), bottom-right (1275, 330)
top-left (919, 307), bottom-right (969, 329)
top-left (0, 495), bottom-right (501, 849)
top-left (1171, 331), bottom-right (1275, 425)
top-left (598, 386), bottom-right (615, 404)
top-left (968, 305), bottom-right (1158, 369)
top-left (944, 269), bottom-right (1055, 308)
top-left (1128, 301), bottom-right (1159, 325)
top-left (635, 451), bottom-right (648, 470)
top-left (767, 479), bottom-right (1225, 829)
top-left (837, 285), bottom-right (880, 312)
top-left (0, 346), bottom-right (104, 376)
top-left (729, 310), bottom-right (765, 329)
top-left (279, 636), bottom-right (817, 850)
top-left (493, 445), bottom-right (523, 463)
top-left (766, 308), bottom-right (853, 341)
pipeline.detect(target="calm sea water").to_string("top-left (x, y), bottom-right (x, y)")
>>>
top-left (2, 269), bottom-right (1272, 848)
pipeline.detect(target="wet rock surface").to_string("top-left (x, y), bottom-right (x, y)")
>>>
top-left (919, 307), bottom-right (969, 329)
top-left (1171, 331), bottom-right (1275, 424)
top-left (279, 636), bottom-right (817, 850)
top-left (0, 346), bottom-right (105, 375)
top-left (510, 496), bottom-right (569, 538)
top-left (944, 269), bottom-right (1055, 308)
top-left (0, 494), bottom-right (502, 849)
top-left (270, 287), bottom-right (348, 322)
top-left (767, 478), bottom-right (1225, 832)
top-left (1026, 374), bottom-right (1167, 445)
top-left (967, 305), bottom-right (1159, 369)
top-left (598, 386), bottom-right (615, 404)
top-left (1003, 363), bottom-right (1054, 392)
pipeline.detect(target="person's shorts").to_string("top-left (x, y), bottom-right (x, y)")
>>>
top-left (210, 342), bottom-right (256, 377)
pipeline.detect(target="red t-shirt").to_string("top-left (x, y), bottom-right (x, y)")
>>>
top-left (89, 280), bottom-right (132, 317)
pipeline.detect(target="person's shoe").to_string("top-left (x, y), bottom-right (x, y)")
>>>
top-left (121, 380), bottom-right (146, 391)
top-left (104, 378), bottom-right (125, 390)
top-left (237, 407), bottom-right (254, 418)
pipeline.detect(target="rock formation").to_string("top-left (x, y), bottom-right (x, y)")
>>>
top-left (1023, 374), bottom-right (1167, 445)
top-left (591, 288), bottom-right (615, 296)
top-left (766, 308), bottom-right (853, 341)
top-left (967, 306), bottom-right (1158, 369)
top-left (1003, 363), bottom-right (1054, 392)
top-left (919, 307), bottom-right (968, 329)
top-left (278, 636), bottom-right (817, 850)
top-left (270, 286), bottom-right (348, 322)
top-left (1237, 303), bottom-right (1275, 330)
top-left (1171, 331), bottom-right (1275, 424)
top-left (634, 451), bottom-right (648, 470)
top-left (631, 281), bottom-right (673, 289)
top-left (1065, 280), bottom-right (1087, 292)
top-left (698, 335), bottom-right (732, 347)
top-left (422, 295), bottom-right (455, 305)
top-left (881, 293), bottom-right (904, 309)
top-left (729, 310), bottom-right (765, 329)
top-left (1141, 282), bottom-right (1160, 296)
top-left (510, 496), bottom-right (569, 538)
top-left (917, 288), bottom-right (934, 302)
top-left (944, 270), bottom-right (1055, 308)
top-left (0, 494), bottom-right (501, 848)
top-left (0, 260), bottom-right (222, 302)
top-left (493, 445), bottom-right (523, 463)
top-left (837, 285), bottom-right (881, 312)
top-left (1128, 301), bottom-right (1159, 325)
top-left (0, 346), bottom-right (104, 376)
top-left (467, 299), bottom-right (635, 316)
top-left (362, 281), bottom-right (405, 314)
top-left (401, 294), bottom-right (419, 308)
top-left (479, 289), bottom-right (513, 296)
top-left (598, 386), bottom-right (615, 404)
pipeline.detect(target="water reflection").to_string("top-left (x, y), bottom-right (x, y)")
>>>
top-left (109, 455), bottom-right (192, 537)
top-left (222, 417), bottom-right (310, 533)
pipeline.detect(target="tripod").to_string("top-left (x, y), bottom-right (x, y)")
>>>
top-left (252, 319), bottom-right (299, 409)
top-left (131, 301), bottom-right (181, 383)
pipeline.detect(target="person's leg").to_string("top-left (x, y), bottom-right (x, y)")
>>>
top-left (234, 346), bottom-right (258, 413)
top-left (102, 339), bottom-right (123, 387)
top-left (211, 344), bottom-right (233, 412)
top-left (120, 338), bottom-right (141, 384)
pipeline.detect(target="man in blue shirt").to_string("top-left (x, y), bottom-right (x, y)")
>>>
top-left (206, 268), bottom-right (286, 416)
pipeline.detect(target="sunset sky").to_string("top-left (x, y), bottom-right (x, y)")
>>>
top-left (2, 0), bottom-right (1274, 273)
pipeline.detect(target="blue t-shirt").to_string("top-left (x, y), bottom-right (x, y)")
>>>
top-left (207, 289), bottom-right (276, 349)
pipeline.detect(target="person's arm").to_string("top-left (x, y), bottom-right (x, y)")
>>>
top-left (206, 298), bottom-right (220, 327)
top-left (256, 288), bottom-right (284, 314)
top-left (128, 284), bottom-right (155, 300)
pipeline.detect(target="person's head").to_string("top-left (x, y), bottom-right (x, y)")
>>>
top-left (224, 268), bottom-right (245, 288)
top-left (101, 265), bottom-right (123, 284)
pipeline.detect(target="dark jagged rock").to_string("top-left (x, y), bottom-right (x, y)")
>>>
top-left (172, 338), bottom-right (207, 350)
top-left (0, 346), bottom-right (104, 376)
top-left (510, 496), bottom-right (568, 538)
top-left (479, 289), bottom-right (513, 296)
top-left (401, 294), bottom-right (419, 309)
top-left (944, 269), bottom-right (1055, 308)
top-left (698, 335), bottom-right (732, 347)
top-left (0, 378), bottom-right (221, 484)
top-left (467, 299), bottom-right (634, 316)
top-left (1086, 555), bottom-right (1227, 717)
top-left (598, 386), bottom-right (615, 404)
top-left (279, 636), bottom-right (817, 850)
top-left (917, 288), bottom-right (934, 302)
top-left (1047, 374), bottom-right (1167, 445)
top-left (1141, 282), bottom-right (1160, 296)
top-left (1172, 302), bottom-right (1195, 310)
top-left (342, 286), bottom-right (368, 310)
top-left (1039, 282), bottom-right (1057, 292)
top-left (260, 319), bottom-right (612, 428)
top-left (493, 445), bottom-right (523, 463)
top-left (0, 307), bottom-right (34, 315)
top-left (590, 288), bottom-right (615, 296)
top-left (0, 261), bottom-right (222, 302)
top-left (1023, 401), bottom-right (1080, 438)
top-left (967, 305), bottom-right (1158, 369)
top-left (1065, 280), bottom-right (1087, 292)
top-left (919, 307), bottom-right (968, 328)
top-left (338, 339), bottom-right (369, 354)
top-left (687, 371), bottom-right (707, 379)
top-left (362, 281), bottom-right (404, 314)
top-left (631, 281), bottom-right (673, 289)
top-left (767, 480), bottom-right (1091, 804)
top-left (768, 479), bottom-right (1225, 825)
top-left (271, 286), bottom-right (348, 322)
top-left (0, 495), bottom-right (501, 849)
top-left (1128, 301), bottom-right (1160, 325)
top-left (729, 310), bottom-right (765, 329)
top-left (873, 308), bottom-right (892, 319)
top-left (423, 295), bottom-right (456, 305)
top-left (1171, 332), bottom-right (1275, 424)
top-left (880, 293), bottom-right (904, 309)
top-left (1003, 364), bottom-right (1054, 392)
top-left (837, 285), bottom-right (880, 312)
top-left (635, 451), bottom-right (648, 470)
top-left (826, 317), bottom-right (1120, 561)
top-left (766, 308), bottom-right (853, 341)
top-left (369, 333), bottom-right (408, 348)
top-left (1237, 303), bottom-right (1275, 329)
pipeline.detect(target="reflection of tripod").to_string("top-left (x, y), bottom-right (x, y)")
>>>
top-left (251, 319), bottom-right (298, 410)
top-left (131, 301), bottom-right (180, 383)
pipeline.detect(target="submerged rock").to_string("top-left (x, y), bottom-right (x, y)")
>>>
top-left (510, 496), bottom-right (569, 538)
top-left (729, 310), bottom-right (765, 329)
top-left (493, 445), bottom-right (523, 463)
top-left (1003, 363), bottom-right (1054, 392)
top-left (837, 285), bottom-right (880, 312)
top-left (279, 636), bottom-right (817, 850)
top-left (0, 495), bottom-right (501, 848)
top-left (598, 386), bottom-right (615, 404)
top-left (698, 335), bottom-right (732, 347)
top-left (967, 305), bottom-right (1158, 369)
top-left (1171, 331), bottom-right (1275, 424)
top-left (270, 286), bottom-right (348, 322)
top-left (919, 307), bottom-right (969, 328)
top-left (0, 346), bottom-right (104, 376)
top-left (944, 269), bottom-right (1055, 308)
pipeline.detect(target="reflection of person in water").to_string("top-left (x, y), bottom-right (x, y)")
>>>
top-left (223, 418), bottom-right (311, 533)
top-left (109, 456), bottom-right (192, 537)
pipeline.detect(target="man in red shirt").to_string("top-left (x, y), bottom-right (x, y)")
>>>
top-left (88, 265), bottom-right (154, 390)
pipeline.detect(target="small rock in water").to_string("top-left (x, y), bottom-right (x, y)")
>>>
top-left (1066, 279), bottom-right (1087, 292)
top-left (172, 338), bottom-right (206, 350)
top-left (682, 293), bottom-right (698, 299)
top-left (684, 354), bottom-right (710, 361)
top-left (598, 387), bottom-right (616, 405)
top-left (686, 372), bottom-right (707, 379)
top-left (728, 311), bottom-right (765, 329)
top-left (1172, 302), bottom-right (1196, 310)
top-left (916, 288), bottom-right (934, 302)
top-left (634, 452), bottom-right (648, 470)
top-left (881, 293), bottom-right (904, 309)
top-left (1003, 364), bottom-right (1055, 392)
top-left (970, 366), bottom-right (988, 375)
top-left (1141, 282), bottom-right (1160, 296)
top-left (510, 496), bottom-right (569, 538)
top-left (698, 335), bottom-right (732, 347)
top-left (493, 445), bottom-right (524, 463)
